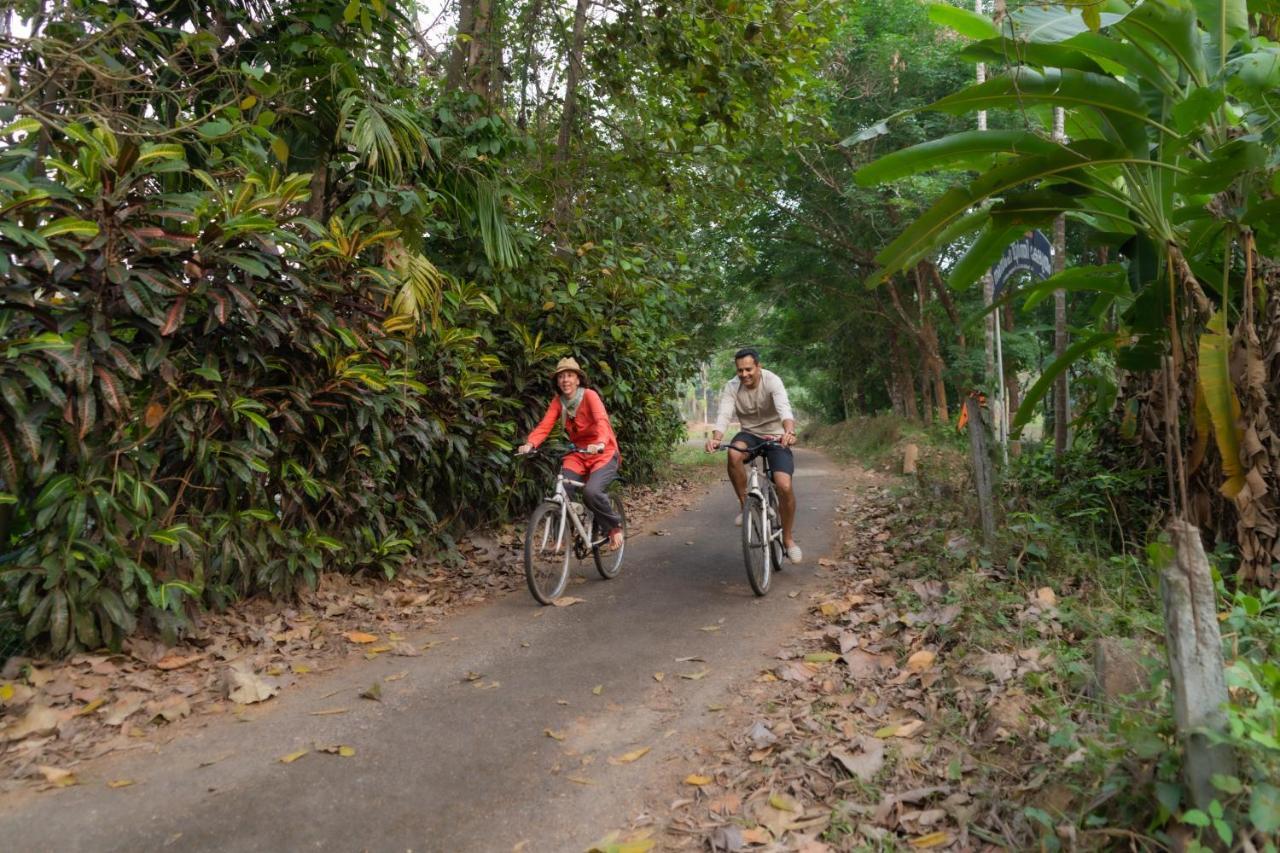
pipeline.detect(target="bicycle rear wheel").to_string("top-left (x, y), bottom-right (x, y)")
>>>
top-left (525, 502), bottom-right (571, 604)
top-left (592, 491), bottom-right (627, 579)
top-left (741, 494), bottom-right (771, 596)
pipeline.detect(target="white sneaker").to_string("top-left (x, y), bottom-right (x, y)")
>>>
top-left (734, 511), bottom-right (743, 526)
top-left (786, 544), bottom-right (803, 563)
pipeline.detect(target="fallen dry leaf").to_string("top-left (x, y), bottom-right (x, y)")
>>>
top-left (225, 663), bottom-right (279, 705)
top-left (545, 729), bottom-right (567, 741)
top-left (679, 669), bottom-right (710, 680)
top-left (609, 746), bottom-right (651, 764)
top-left (1035, 587), bottom-right (1057, 607)
top-left (107, 779), bottom-right (135, 789)
top-left (591, 685), bottom-right (603, 695)
top-left (343, 631), bottom-right (378, 644)
top-left (804, 652), bottom-right (840, 664)
top-left (740, 827), bottom-right (771, 844)
top-left (360, 682), bottom-right (382, 702)
top-left (6, 705), bottom-right (60, 740)
top-left (653, 672), bottom-right (665, 682)
top-left (907, 650), bottom-right (937, 672)
top-left (308, 708), bottom-right (348, 716)
top-left (551, 596), bottom-right (585, 608)
top-left (684, 774), bottom-right (713, 786)
top-left (909, 831), bottom-right (953, 848)
top-left (318, 745), bottom-right (356, 757)
top-left (279, 749), bottom-right (309, 764)
top-left (37, 765), bottom-right (77, 788)
top-left (699, 625), bottom-right (721, 632)
top-left (154, 653), bottom-right (205, 671)
top-left (384, 671), bottom-right (408, 682)
top-left (830, 737), bottom-right (885, 781)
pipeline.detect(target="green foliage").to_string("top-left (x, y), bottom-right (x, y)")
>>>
top-left (0, 0), bottom-right (823, 653)
top-left (1007, 437), bottom-right (1160, 553)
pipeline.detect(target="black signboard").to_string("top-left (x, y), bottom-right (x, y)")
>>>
top-left (990, 230), bottom-right (1053, 297)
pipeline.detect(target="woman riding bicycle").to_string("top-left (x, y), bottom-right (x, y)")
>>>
top-left (517, 357), bottom-right (624, 551)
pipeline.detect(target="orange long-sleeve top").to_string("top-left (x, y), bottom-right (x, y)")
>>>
top-left (526, 388), bottom-right (620, 475)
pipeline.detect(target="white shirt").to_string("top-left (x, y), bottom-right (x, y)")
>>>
top-left (713, 369), bottom-right (795, 436)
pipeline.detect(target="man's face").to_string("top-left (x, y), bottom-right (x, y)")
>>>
top-left (735, 356), bottom-right (760, 388)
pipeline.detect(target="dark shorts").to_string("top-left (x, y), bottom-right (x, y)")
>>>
top-left (728, 432), bottom-right (794, 477)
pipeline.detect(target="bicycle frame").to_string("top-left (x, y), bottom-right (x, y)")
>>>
top-left (722, 442), bottom-right (784, 575)
top-left (745, 456), bottom-right (781, 573)
top-left (537, 472), bottom-right (597, 555)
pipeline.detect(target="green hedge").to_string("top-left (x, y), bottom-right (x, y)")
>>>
top-left (0, 1), bottom-right (693, 653)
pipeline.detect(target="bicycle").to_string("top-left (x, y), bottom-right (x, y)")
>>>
top-left (519, 445), bottom-right (627, 605)
top-left (718, 439), bottom-right (785, 596)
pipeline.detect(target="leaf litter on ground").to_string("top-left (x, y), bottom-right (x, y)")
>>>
top-left (640, 464), bottom-right (1090, 851)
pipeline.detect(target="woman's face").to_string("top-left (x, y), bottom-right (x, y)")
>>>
top-left (557, 370), bottom-right (580, 395)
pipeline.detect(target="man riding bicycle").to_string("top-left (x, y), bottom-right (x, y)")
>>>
top-left (703, 348), bottom-right (802, 564)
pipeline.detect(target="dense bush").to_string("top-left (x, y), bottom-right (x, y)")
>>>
top-left (0, 0), bottom-right (704, 652)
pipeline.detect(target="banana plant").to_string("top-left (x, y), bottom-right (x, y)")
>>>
top-left (851, 0), bottom-right (1279, 499)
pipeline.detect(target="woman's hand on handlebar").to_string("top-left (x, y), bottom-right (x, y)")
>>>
top-left (517, 443), bottom-right (534, 455)
top-left (585, 443), bottom-right (605, 454)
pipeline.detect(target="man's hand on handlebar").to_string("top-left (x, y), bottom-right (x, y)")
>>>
top-left (704, 436), bottom-right (721, 453)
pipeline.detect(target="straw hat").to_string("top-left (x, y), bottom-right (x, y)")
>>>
top-left (551, 357), bottom-right (587, 383)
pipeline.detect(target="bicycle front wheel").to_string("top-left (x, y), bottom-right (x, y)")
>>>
top-left (592, 491), bottom-right (627, 579)
top-left (741, 495), bottom-right (771, 596)
top-left (525, 502), bottom-right (571, 604)
top-left (767, 486), bottom-right (784, 572)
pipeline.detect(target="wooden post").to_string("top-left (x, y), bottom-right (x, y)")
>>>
top-left (1161, 520), bottom-right (1235, 809)
top-left (902, 443), bottom-right (919, 476)
top-left (965, 396), bottom-right (995, 545)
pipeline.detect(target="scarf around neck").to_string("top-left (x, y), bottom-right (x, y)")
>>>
top-left (560, 386), bottom-right (586, 421)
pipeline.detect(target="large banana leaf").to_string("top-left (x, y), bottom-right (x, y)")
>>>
top-left (1198, 309), bottom-right (1247, 497)
top-left (1064, 31), bottom-right (1176, 92)
top-left (1012, 331), bottom-right (1118, 433)
top-left (959, 38), bottom-right (1107, 75)
top-left (926, 2), bottom-right (999, 39)
top-left (853, 131), bottom-right (1059, 186)
top-left (866, 140), bottom-right (1142, 285)
top-left (1019, 263), bottom-right (1130, 311)
top-left (1112, 0), bottom-right (1207, 86)
top-left (1003, 5), bottom-right (1124, 43)
top-left (947, 221), bottom-right (1026, 290)
top-left (928, 68), bottom-right (1153, 156)
top-left (1193, 0), bottom-right (1249, 72)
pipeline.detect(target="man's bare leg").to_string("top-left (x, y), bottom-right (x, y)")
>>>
top-left (773, 471), bottom-right (797, 549)
top-left (726, 443), bottom-right (749, 509)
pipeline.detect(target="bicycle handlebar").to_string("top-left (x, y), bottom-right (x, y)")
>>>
top-left (517, 443), bottom-right (603, 457)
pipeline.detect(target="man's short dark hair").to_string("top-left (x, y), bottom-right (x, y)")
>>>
top-left (734, 348), bottom-right (760, 364)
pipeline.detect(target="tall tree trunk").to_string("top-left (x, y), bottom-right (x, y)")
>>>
top-left (925, 260), bottom-right (965, 349)
top-left (1052, 106), bottom-right (1069, 458)
top-left (889, 325), bottom-right (919, 422)
top-left (916, 263), bottom-right (948, 422)
top-left (446, 0), bottom-right (499, 100)
top-left (516, 0), bottom-right (545, 128)
top-left (445, 0), bottom-right (477, 92)
top-left (918, 352), bottom-right (934, 425)
top-left (468, 0), bottom-right (497, 101)
top-left (551, 0), bottom-right (591, 240)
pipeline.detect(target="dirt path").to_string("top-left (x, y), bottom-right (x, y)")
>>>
top-left (0, 449), bottom-right (849, 852)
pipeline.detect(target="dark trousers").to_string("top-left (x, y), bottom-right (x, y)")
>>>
top-left (562, 453), bottom-right (622, 532)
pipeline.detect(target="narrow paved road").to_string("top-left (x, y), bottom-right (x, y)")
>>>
top-left (0, 449), bottom-right (844, 852)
